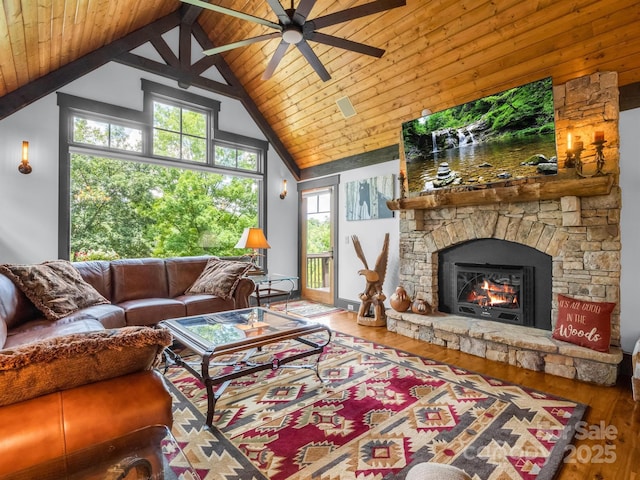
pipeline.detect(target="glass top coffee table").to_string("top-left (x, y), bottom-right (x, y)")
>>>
top-left (161, 307), bottom-right (332, 427)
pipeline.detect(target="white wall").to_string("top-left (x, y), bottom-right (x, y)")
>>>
top-left (619, 107), bottom-right (640, 353)
top-left (0, 59), bottom-right (297, 279)
top-left (337, 161), bottom-right (401, 308)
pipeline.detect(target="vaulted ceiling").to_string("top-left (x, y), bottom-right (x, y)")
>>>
top-left (1, 0), bottom-right (640, 180)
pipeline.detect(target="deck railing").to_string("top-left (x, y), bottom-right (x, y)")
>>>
top-left (306, 252), bottom-right (331, 289)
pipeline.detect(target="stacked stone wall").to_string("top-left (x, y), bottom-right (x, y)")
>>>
top-left (393, 72), bottom-right (622, 384)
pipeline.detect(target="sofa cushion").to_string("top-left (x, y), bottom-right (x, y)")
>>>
top-left (186, 258), bottom-right (252, 299)
top-left (118, 298), bottom-right (186, 326)
top-left (552, 294), bottom-right (615, 353)
top-left (111, 259), bottom-right (169, 303)
top-left (59, 303), bottom-right (127, 329)
top-left (0, 274), bottom-right (38, 330)
top-left (4, 318), bottom-right (105, 350)
top-left (73, 260), bottom-right (112, 301)
top-left (175, 294), bottom-right (235, 317)
top-left (0, 260), bottom-right (110, 321)
top-left (165, 256), bottom-right (213, 298)
top-left (0, 326), bottom-right (172, 406)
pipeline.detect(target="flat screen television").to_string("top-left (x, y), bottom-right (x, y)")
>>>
top-left (402, 77), bottom-right (557, 193)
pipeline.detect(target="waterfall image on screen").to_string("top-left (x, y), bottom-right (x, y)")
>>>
top-left (402, 77), bottom-right (557, 193)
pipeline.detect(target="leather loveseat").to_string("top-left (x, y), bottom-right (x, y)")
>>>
top-left (0, 255), bottom-right (255, 349)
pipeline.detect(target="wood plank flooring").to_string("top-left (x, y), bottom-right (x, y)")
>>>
top-left (320, 310), bottom-right (640, 480)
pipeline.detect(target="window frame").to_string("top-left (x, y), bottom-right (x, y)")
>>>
top-left (57, 80), bottom-right (270, 261)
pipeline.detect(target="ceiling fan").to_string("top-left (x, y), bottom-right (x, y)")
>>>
top-left (181, 0), bottom-right (407, 81)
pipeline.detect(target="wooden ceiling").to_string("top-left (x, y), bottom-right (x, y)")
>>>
top-left (1, 0), bottom-right (640, 177)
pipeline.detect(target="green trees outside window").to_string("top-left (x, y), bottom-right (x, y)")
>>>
top-left (69, 100), bottom-right (261, 262)
top-left (70, 155), bottom-right (258, 261)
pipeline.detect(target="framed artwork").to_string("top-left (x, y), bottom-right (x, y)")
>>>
top-left (345, 174), bottom-right (395, 221)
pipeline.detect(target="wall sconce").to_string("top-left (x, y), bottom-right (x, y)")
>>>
top-left (18, 141), bottom-right (32, 174)
top-left (279, 179), bottom-right (287, 199)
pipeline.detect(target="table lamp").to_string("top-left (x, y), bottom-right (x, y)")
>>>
top-left (235, 227), bottom-right (270, 272)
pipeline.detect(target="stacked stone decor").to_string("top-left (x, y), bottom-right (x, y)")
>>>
top-left (389, 72), bottom-right (623, 385)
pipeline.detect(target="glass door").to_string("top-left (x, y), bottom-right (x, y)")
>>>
top-left (301, 187), bottom-right (334, 304)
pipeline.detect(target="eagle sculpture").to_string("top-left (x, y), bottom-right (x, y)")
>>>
top-left (351, 233), bottom-right (389, 326)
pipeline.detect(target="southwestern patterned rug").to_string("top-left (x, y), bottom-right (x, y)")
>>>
top-left (164, 332), bottom-right (586, 480)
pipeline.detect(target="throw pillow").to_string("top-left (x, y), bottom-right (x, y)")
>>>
top-left (0, 260), bottom-right (109, 321)
top-left (0, 326), bottom-right (172, 406)
top-left (186, 258), bottom-right (252, 299)
top-left (552, 294), bottom-right (615, 353)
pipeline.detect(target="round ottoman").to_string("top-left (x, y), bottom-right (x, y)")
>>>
top-left (405, 462), bottom-right (471, 480)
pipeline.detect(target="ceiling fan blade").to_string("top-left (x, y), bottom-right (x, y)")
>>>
top-left (202, 32), bottom-right (282, 55)
top-left (307, 32), bottom-right (385, 57)
top-left (262, 40), bottom-right (291, 80)
top-left (292, 0), bottom-right (316, 25)
top-left (266, 0), bottom-right (291, 25)
top-left (181, 0), bottom-right (281, 30)
top-left (296, 40), bottom-right (331, 82)
top-left (311, 0), bottom-right (406, 30)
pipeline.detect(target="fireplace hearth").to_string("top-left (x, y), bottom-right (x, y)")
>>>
top-left (453, 263), bottom-right (534, 326)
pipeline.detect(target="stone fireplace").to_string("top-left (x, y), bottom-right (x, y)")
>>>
top-left (386, 72), bottom-right (623, 385)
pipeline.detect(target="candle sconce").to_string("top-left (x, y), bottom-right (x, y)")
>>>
top-left (18, 141), bottom-right (32, 174)
top-left (572, 140), bottom-right (584, 173)
top-left (593, 139), bottom-right (607, 176)
top-left (576, 131), bottom-right (607, 178)
top-left (564, 147), bottom-right (575, 168)
top-left (398, 170), bottom-right (406, 199)
top-left (564, 133), bottom-right (583, 169)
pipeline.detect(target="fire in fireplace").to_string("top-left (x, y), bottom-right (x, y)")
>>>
top-left (453, 263), bottom-right (534, 326)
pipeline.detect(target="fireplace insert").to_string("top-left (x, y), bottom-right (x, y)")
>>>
top-left (438, 238), bottom-right (552, 330)
top-left (453, 263), bottom-right (534, 326)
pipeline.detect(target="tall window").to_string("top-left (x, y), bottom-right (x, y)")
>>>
top-left (60, 82), bottom-right (266, 261)
top-left (153, 101), bottom-right (207, 162)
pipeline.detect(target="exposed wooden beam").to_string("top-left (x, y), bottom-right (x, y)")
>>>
top-left (620, 81), bottom-right (640, 111)
top-left (180, 3), bottom-right (202, 26)
top-left (114, 52), bottom-right (239, 99)
top-left (150, 36), bottom-right (180, 68)
top-left (300, 145), bottom-right (399, 181)
top-left (0, 11), bottom-right (182, 121)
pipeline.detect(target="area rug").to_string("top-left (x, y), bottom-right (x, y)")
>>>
top-left (269, 300), bottom-right (345, 318)
top-left (165, 332), bottom-right (586, 480)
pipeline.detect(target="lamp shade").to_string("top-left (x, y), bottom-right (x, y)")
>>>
top-left (235, 227), bottom-right (271, 250)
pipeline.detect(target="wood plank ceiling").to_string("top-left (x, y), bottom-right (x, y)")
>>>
top-left (1, 0), bottom-right (640, 174)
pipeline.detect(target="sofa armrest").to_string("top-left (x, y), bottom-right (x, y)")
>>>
top-left (0, 370), bottom-right (172, 477)
top-left (234, 277), bottom-right (255, 309)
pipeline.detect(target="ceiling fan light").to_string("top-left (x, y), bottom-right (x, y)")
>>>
top-left (282, 28), bottom-right (303, 44)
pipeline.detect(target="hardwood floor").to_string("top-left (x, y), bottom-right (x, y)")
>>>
top-left (320, 310), bottom-right (640, 480)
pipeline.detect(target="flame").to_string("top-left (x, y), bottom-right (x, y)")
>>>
top-left (467, 279), bottom-right (518, 307)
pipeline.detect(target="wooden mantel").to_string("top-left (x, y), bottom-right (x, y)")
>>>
top-left (387, 174), bottom-right (614, 211)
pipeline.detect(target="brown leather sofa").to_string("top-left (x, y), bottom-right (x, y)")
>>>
top-left (0, 256), bottom-right (254, 477)
top-left (0, 256), bottom-right (255, 348)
